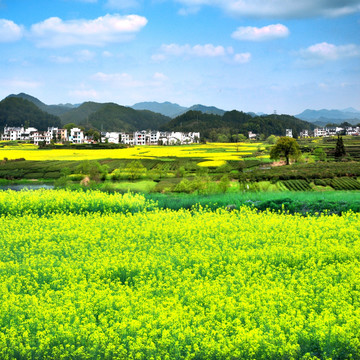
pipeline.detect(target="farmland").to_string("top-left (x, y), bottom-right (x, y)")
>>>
top-left (0, 190), bottom-right (359, 359)
top-left (1, 138), bottom-right (360, 194)
top-left (1, 137), bottom-right (360, 359)
top-left (0, 142), bottom-right (262, 162)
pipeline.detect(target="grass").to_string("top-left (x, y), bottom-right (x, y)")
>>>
top-left (146, 190), bottom-right (360, 214)
top-left (99, 180), bottom-right (157, 193)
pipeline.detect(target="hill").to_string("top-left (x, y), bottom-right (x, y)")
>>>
top-left (7, 93), bottom-right (75, 117)
top-left (162, 110), bottom-right (315, 140)
top-left (0, 97), bottom-right (61, 130)
top-left (60, 102), bottom-right (105, 125)
top-left (131, 101), bottom-right (226, 118)
top-left (296, 108), bottom-right (360, 125)
top-left (183, 104), bottom-right (225, 116)
top-left (131, 101), bottom-right (187, 118)
top-left (84, 103), bottom-right (171, 132)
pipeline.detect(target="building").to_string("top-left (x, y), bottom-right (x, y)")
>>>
top-left (102, 132), bottom-right (121, 144)
top-left (285, 129), bottom-right (293, 137)
top-left (1, 126), bottom-right (200, 146)
top-left (69, 128), bottom-right (84, 144)
top-left (299, 130), bottom-right (310, 138)
top-left (1, 126), bottom-right (25, 141)
top-left (32, 131), bottom-right (52, 145)
top-left (48, 127), bottom-right (68, 142)
top-left (134, 131), bottom-right (147, 145)
top-left (314, 128), bottom-right (327, 137)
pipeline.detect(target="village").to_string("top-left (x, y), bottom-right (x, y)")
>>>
top-left (1, 124), bottom-right (360, 146)
top-left (0, 126), bottom-right (201, 146)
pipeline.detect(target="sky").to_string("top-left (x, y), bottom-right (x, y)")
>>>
top-left (0, 0), bottom-right (359, 115)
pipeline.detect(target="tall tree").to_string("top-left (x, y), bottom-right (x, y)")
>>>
top-left (270, 137), bottom-right (301, 165)
top-left (334, 135), bottom-right (346, 159)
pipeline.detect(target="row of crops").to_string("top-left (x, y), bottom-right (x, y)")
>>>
top-left (280, 177), bottom-right (360, 191)
top-left (0, 190), bottom-right (359, 359)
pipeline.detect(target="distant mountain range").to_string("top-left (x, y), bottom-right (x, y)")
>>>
top-left (2, 93), bottom-right (358, 139)
top-left (130, 101), bottom-right (226, 118)
top-left (296, 108), bottom-right (360, 126)
top-left (130, 101), bottom-right (187, 118)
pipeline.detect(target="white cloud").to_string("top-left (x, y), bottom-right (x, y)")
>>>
top-left (0, 19), bottom-right (24, 42)
top-left (102, 50), bottom-right (113, 57)
top-left (92, 72), bottom-right (144, 87)
top-left (173, 0), bottom-right (360, 18)
top-left (76, 49), bottom-right (96, 62)
top-left (30, 14), bottom-right (148, 47)
top-left (153, 72), bottom-right (168, 81)
top-left (232, 24), bottom-right (289, 41)
top-left (153, 43), bottom-right (230, 60)
top-left (233, 52), bottom-right (251, 63)
top-left (299, 42), bottom-right (360, 63)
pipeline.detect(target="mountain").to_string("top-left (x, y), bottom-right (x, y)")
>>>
top-left (7, 93), bottom-right (75, 117)
top-left (342, 107), bottom-right (360, 113)
top-left (184, 104), bottom-right (225, 116)
top-left (247, 112), bottom-right (268, 117)
top-left (131, 101), bottom-right (187, 118)
top-left (131, 102), bottom-right (226, 118)
top-left (296, 108), bottom-right (360, 125)
top-left (163, 110), bottom-right (315, 140)
top-left (0, 97), bottom-right (61, 130)
top-left (84, 103), bottom-right (171, 132)
top-left (60, 102), bottom-right (104, 125)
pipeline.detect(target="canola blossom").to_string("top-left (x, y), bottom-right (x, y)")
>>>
top-left (197, 160), bottom-right (228, 167)
top-left (0, 143), bottom-right (260, 162)
top-left (0, 190), bottom-right (359, 359)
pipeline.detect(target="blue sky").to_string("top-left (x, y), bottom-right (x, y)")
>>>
top-left (0, 0), bottom-right (359, 114)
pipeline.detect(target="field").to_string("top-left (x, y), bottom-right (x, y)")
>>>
top-left (0, 190), bottom-right (359, 359)
top-left (0, 142), bottom-right (263, 162)
top-left (1, 138), bottom-right (360, 194)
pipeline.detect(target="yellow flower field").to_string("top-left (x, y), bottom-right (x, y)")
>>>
top-left (0, 142), bottom-right (260, 161)
top-left (0, 190), bottom-right (359, 359)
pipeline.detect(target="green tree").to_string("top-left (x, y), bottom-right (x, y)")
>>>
top-left (259, 133), bottom-right (266, 141)
top-left (64, 123), bottom-right (76, 131)
top-left (266, 135), bottom-right (278, 144)
top-left (270, 137), bottom-right (301, 165)
top-left (217, 134), bottom-right (229, 142)
top-left (76, 160), bottom-right (108, 181)
top-left (334, 135), bottom-right (346, 159)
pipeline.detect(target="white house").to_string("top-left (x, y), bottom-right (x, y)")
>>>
top-left (32, 131), bottom-right (52, 145)
top-left (1, 126), bottom-right (24, 141)
top-left (102, 132), bottom-right (121, 144)
top-left (299, 130), bottom-right (310, 138)
top-left (120, 133), bottom-right (134, 145)
top-left (134, 131), bottom-right (147, 145)
top-left (69, 128), bottom-right (84, 144)
top-left (314, 128), bottom-right (327, 137)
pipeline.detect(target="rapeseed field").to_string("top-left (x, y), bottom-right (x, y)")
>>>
top-left (0, 190), bottom-right (359, 359)
top-left (0, 142), bottom-right (259, 161)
